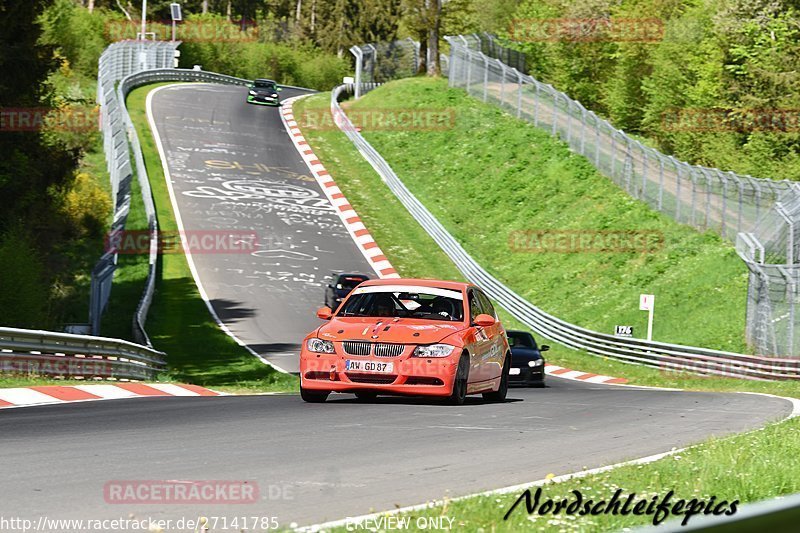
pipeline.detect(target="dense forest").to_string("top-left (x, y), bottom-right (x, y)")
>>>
top-left (503, 0), bottom-right (800, 182)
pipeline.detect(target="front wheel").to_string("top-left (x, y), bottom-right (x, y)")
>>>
top-left (447, 353), bottom-right (470, 405)
top-left (300, 386), bottom-right (329, 403)
top-left (483, 354), bottom-right (510, 403)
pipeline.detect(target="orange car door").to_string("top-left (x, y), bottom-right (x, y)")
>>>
top-left (475, 289), bottom-right (505, 382)
top-left (466, 289), bottom-right (493, 384)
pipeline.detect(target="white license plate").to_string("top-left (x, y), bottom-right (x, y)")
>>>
top-left (509, 368), bottom-right (521, 375)
top-left (345, 360), bottom-right (393, 373)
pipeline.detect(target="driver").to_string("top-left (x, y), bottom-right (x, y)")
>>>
top-left (432, 298), bottom-right (453, 319)
top-left (372, 293), bottom-right (395, 317)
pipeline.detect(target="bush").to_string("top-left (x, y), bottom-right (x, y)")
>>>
top-left (0, 229), bottom-right (49, 328)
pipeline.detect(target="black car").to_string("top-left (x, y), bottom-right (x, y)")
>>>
top-left (507, 330), bottom-right (549, 387)
top-left (324, 273), bottom-right (370, 310)
top-left (247, 78), bottom-right (282, 106)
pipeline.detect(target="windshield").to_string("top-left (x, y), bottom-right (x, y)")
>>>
top-left (507, 331), bottom-right (537, 349)
top-left (338, 286), bottom-right (464, 322)
top-left (254, 80), bottom-right (276, 90)
top-left (337, 276), bottom-right (367, 291)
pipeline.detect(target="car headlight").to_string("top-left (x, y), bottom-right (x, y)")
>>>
top-left (306, 338), bottom-right (335, 354)
top-left (528, 359), bottom-right (543, 367)
top-left (413, 344), bottom-right (456, 358)
top-left (249, 90), bottom-right (256, 95)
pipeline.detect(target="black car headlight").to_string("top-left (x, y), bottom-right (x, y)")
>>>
top-left (528, 359), bottom-right (543, 368)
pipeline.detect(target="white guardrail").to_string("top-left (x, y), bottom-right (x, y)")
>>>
top-left (0, 327), bottom-right (166, 380)
top-left (330, 84), bottom-right (800, 381)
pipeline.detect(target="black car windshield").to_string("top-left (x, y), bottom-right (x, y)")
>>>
top-left (254, 80), bottom-right (276, 90)
top-left (338, 285), bottom-right (464, 322)
top-left (336, 276), bottom-right (367, 291)
top-left (508, 331), bottom-right (537, 349)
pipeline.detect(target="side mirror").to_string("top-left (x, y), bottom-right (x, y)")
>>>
top-left (540, 345), bottom-right (550, 352)
top-left (473, 314), bottom-right (496, 328)
top-left (247, 83), bottom-right (254, 88)
top-left (277, 87), bottom-right (283, 92)
top-left (316, 307), bottom-right (333, 320)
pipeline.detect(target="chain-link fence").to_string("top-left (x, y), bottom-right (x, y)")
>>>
top-left (93, 40), bottom-right (180, 340)
top-left (445, 34), bottom-right (800, 357)
top-left (349, 39), bottom-right (449, 98)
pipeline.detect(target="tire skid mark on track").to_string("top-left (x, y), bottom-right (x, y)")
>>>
top-left (280, 96), bottom-right (400, 280)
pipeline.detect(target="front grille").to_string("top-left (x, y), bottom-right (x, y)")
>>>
top-left (342, 341), bottom-right (372, 356)
top-left (346, 373), bottom-right (397, 384)
top-left (374, 343), bottom-right (405, 357)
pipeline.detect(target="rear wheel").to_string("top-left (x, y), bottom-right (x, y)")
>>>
top-left (447, 353), bottom-right (470, 405)
top-left (300, 386), bottom-right (329, 403)
top-left (354, 391), bottom-right (378, 401)
top-left (483, 354), bottom-right (510, 403)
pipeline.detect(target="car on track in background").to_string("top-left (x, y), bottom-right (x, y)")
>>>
top-left (324, 273), bottom-right (370, 311)
top-left (507, 330), bottom-right (548, 387)
top-left (246, 78), bottom-right (282, 106)
top-left (300, 278), bottom-right (511, 405)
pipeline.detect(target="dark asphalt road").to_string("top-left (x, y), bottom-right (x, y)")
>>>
top-left (0, 381), bottom-right (791, 527)
top-left (148, 84), bottom-right (374, 373)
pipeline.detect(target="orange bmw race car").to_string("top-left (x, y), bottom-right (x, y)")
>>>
top-left (299, 278), bottom-right (511, 405)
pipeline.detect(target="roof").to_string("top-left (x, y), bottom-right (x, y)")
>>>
top-left (360, 278), bottom-right (471, 291)
top-left (254, 78), bottom-right (277, 83)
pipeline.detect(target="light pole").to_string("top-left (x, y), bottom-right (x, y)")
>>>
top-left (140, 0), bottom-right (147, 40)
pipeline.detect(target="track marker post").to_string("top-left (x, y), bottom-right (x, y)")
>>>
top-left (639, 294), bottom-right (655, 341)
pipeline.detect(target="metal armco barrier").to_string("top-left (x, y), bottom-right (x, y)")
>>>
top-left (0, 327), bottom-right (165, 380)
top-left (95, 38), bottom-right (255, 344)
top-left (635, 491), bottom-right (800, 532)
top-left (331, 84), bottom-right (800, 380)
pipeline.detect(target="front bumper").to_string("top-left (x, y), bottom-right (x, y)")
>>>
top-left (509, 366), bottom-right (545, 386)
top-left (247, 95), bottom-right (280, 106)
top-left (300, 348), bottom-right (458, 397)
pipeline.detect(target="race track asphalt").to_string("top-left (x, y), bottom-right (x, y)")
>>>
top-left (0, 380), bottom-right (790, 527)
top-left (148, 84), bottom-right (373, 373)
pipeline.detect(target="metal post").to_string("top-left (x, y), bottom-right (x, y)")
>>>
top-left (350, 46), bottom-right (363, 99)
top-left (552, 91), bottom-right (558, 136)
top-left (533, 82), bottom-right (540, 126)
top-left (658, 155), bottom-right (664, 210)
top-left (516, 72), bottom-right (523, 118)
top-left (579, 107), bottom-right (586, 156)
top-left (483, 55), bottom-right (489, 102)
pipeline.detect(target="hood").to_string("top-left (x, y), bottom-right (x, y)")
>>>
top-left (317, 317), bottom-right (466, 345)
top-left (511, 346), bottom-right (541, 360)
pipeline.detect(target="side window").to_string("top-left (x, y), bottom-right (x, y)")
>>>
top-left (468, 290), bottom-right (482, 322)
top-left (476, 290), bottom-right (496, 318)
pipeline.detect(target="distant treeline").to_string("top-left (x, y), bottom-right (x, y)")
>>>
top-left (504, 0), bottom-right (800, 181)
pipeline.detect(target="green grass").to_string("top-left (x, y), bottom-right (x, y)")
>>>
top-left (293, 79), bottom-right (800, 530)
top-left (293, 85), bottom-right (800, 397)
top-left (345, 78), bottom-right (747, 353)
top-left (125, 84), bottom-right (298, 394)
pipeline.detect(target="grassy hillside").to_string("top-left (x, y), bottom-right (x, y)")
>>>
top-left (327, 77), bottom-right (747, 352)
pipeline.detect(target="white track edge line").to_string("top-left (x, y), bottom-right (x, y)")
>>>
top-left (146, 84), bottom-right (290, 374)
